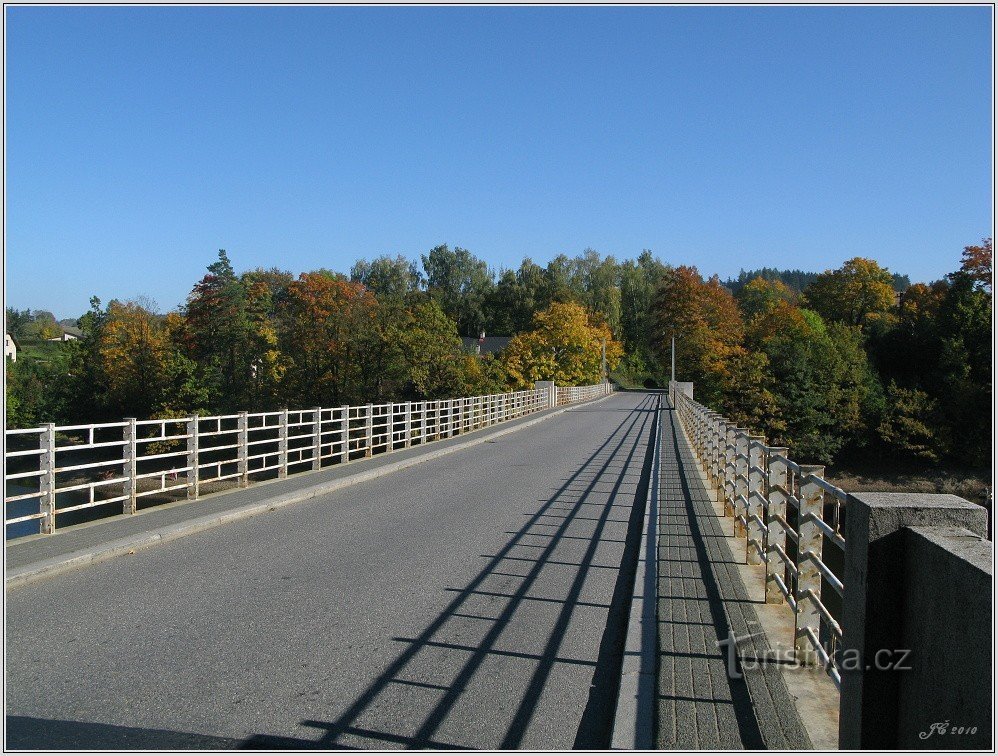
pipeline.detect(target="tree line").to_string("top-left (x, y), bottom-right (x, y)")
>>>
top-left (6, 239), bottom-right (991, 471)
top-left (5, 246), bottom-right (626, 428)
top-left (652, 241), bottom-right (991, 469)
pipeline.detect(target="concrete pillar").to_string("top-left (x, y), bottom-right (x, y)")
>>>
top-left (745, 436), bottom-right (766, 565)
top-left (794, 465), bottom-right (825, 664)
top-left (39, 423), bottom-right (56, 534)
top-left (186, 415), bottom-right (200, 500)
top-left (278, 408), bottom-right (289, 477)
top-left (733, 430), bottom-right (749, 537)
top-left (364, 404), bottom-right (373, 456)
top-left (723, 424), bottom-right (737, 517)
top-left (237, 412), bottom-right (248, 486)
top-left (123, 418), bottom-right (137, 515)
top-left (404, 402), bottom-right (412, 448)
top-left (340, 406), bottom-right (350, 462)
top-left (765, 447), bottom-right (789, 604)
top-left (534, 380), bottom-right (555, 409)
top-left (312, 407), bottom-right (322, 471)
top-left (838, 492), bottom-right (988, 750)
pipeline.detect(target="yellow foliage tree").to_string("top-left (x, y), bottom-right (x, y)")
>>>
top-left (804, 257), bottom-right (897, 327)
top-left (502, 301), bottom-right (622, 388)
top-left (97, 301), bottom-right (171, 418)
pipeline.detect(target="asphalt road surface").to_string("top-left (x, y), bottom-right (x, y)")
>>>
top-left (6, 391), bottom-right (659, 750)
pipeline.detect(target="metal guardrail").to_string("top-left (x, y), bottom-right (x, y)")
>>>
top-left (5, 382), bottom-right (614, 539)
top-left (670, 383), bottom-right (845, 688)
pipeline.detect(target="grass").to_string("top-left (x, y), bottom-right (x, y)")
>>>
top-left (16, 340), bottom-right (73, 365)
top-left (826, 462), bottom-right (992, 510)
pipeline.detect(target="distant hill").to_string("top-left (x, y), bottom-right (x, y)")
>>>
top-left (723, 267), bottom-right (910, 295)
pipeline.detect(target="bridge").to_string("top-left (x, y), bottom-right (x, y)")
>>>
top-left (4, 383), bottom-right (992, 749)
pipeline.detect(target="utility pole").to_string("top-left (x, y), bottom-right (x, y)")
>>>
top-left (671, 334), bottom-right (676, 383)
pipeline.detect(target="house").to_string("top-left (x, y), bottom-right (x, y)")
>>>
top-left (4, 333), bottom-right (18, 362)
top-left (461, 334), bottom-right (512, 357)
top-left (47, 326), bottom-right (81, 342)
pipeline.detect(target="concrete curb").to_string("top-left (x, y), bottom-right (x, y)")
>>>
top-left (6, 394), bottom-right (613, 590)
top-left (610, 394), bottom-right (661, 749)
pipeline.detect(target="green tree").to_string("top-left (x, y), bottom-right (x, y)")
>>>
top-left (421, 244), bottom-right (495, 337)
top-left (351, 255), bottom-right (424, 301)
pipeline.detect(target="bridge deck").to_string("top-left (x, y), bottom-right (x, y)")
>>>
top-left (6, 391), bottom-right (815, 750)
top-left (6, 391), bottom-right (655, 749)
top-left (658, 403), bottom-right (811, 749)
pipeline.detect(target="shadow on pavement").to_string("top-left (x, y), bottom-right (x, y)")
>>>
top-left (294, 393), bottom-right (659, 750)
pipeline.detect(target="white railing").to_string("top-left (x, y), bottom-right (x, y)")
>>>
top-left (5, 383), bottom-right (614, 539)
top-left (670, 383), bottom-right (845, 689)
top-left (556, 382), bottom-right (613, 406)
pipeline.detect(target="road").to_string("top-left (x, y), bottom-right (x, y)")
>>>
top-left (6, 391), bottom-right (659, 750)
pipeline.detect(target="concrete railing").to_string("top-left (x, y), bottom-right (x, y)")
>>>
top-left (670, 382), bottom-right (847, 687)
top-left (556, 382), bottom-right (613, 406)
top-left (670, 381), bottom-right (993, 749)
top-left (5, 382), bottom-right (614, 539)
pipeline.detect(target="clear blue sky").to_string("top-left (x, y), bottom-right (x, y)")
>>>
top-left (5, 5), bottom-right (993, 319)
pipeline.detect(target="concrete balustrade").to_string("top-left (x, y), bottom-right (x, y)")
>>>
top-left (670, 380), bottom-right (993, 751)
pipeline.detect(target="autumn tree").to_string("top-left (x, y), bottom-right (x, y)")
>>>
top-left (736, 276), bottom-right (796, 320)
top-left (957, 237), bottom-right (992, 292)
top-left (803, 257), bottom-right (897, 328)
top-left (649, 266), bottom-right (745, 407)
top-left (502, 302), bottom-right (622, 388)
top-left (276, 273), bottom-right (378, 406)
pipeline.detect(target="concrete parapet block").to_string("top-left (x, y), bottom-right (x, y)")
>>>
top-left (534, 380), bottom-right (556, 409)
top-left (896, 525), bottom-right (992, 749)
top-left (839, 492), bottom-right (990, 750)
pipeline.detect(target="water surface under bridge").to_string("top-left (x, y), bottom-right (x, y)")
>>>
top-left (6, 391), bottom-right (816, 749)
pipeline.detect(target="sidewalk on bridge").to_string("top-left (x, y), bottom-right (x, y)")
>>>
top-left (656, 403), bottom-right (835, 750)
top-left (6, 399), bottom-right (603, 588)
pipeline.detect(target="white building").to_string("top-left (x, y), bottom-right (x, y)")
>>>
top-left (5, 333), bottom-right (18, 362)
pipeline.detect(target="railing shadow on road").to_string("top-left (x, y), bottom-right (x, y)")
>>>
top-left (240, 393), bottom-right (661, 750)
top-left (659, 408), bottom-right (766, 749)
top-left (4, 715), bottom-right (253, 750)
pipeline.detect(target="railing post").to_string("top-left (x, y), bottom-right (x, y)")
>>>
top-left (723, 424), bottom-right (736, 515)
top-left (795, 464), bottom-right (826, 664)
top-left (430, 401), bottom-right (439, 440)
top-left (712, 414), bottom-right (724, 489)
top-left (364, 404), bottom-right (373, 457)
top-left (186, 415), bottom-right (200, 500)
top-left (386, 402), bottom-right (394, 450)
top-left (734, 430), bottom-right (750, 538)
top-left (278, 409), bottom-right (289, 478)
top-left (404, 402), bottom-right (412, 448)
top-left (123, 418), bottom-right (137, 515)
top-left (312, 407), bottom-right (322, 471)
top-left (765, 447), bottom-right (789, 604)
top-left (340, 406), bottom-right (350, 463)
top-left (455, 399), bottom-right (462, 435)
top-left (238, 411), bottom-right (249, 486)
top-left (38, 423), bottom-right (56, 534)
top-left (745, 436), bottom-right (767, 564)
